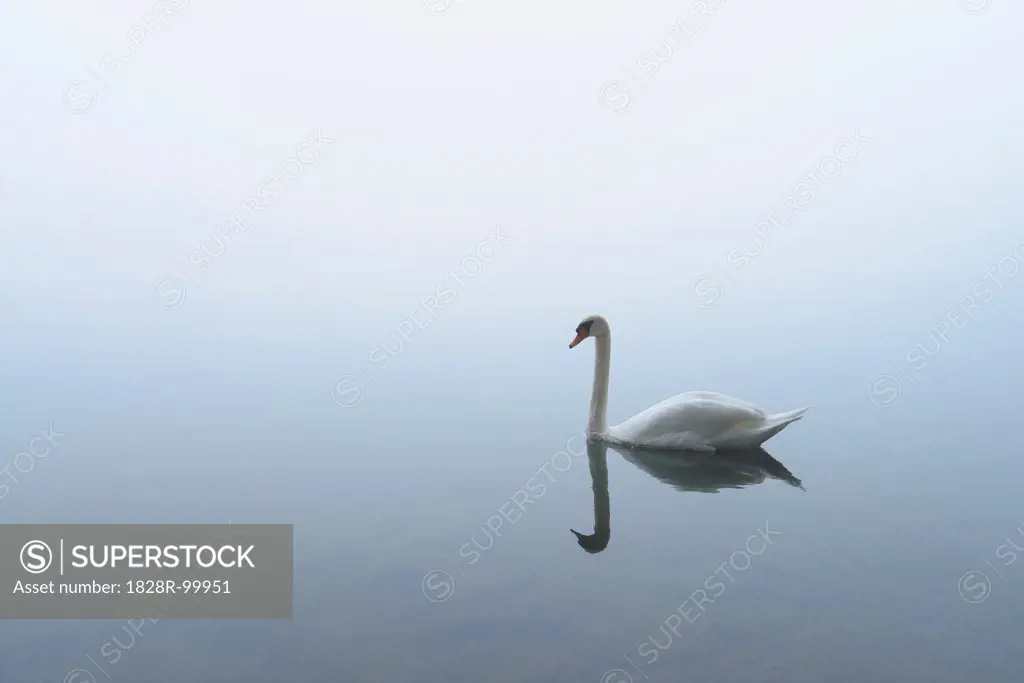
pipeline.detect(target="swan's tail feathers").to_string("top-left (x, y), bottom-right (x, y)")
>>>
top-left (769, 407), bottom-right (810, 423)
top-left (756, 407), bottom-right (809, 444)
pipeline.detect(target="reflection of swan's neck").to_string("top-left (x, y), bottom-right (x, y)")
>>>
top-left (573, 444), bottom-right (611, 553)
top-left (589, 334), bottom-right (611, 435)
top-left (592, 451), bottom-right (610, 539)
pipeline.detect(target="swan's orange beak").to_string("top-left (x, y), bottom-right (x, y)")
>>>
top-left (569, 330), bottom-right (588, 349)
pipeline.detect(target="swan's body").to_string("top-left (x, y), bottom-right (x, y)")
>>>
top-left (569, 315), bottom-right (807, 452)
top-left (605, 391), bottom-right (807, 451)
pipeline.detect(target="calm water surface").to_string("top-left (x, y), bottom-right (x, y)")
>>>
top-left (3, 306), bottom-right (1023, 682)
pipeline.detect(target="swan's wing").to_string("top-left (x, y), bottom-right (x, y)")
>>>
top-left (664, 392), bottom-right (768, 431)
top-left (675, 396), bottom-right (767, 434)
top-left (612, 392), bottom-right (767, 446)
top-left (677, 391), bottom-right (768, 417)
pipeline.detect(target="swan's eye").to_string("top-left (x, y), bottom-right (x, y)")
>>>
top-left (570, 320), bottom-right (595, 349)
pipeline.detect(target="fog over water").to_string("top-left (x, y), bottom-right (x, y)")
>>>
top-left (2, 1), bottom-right (1023, 681)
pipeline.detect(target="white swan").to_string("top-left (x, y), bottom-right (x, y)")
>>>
top-left (569, 315), bottom-right (808, 451)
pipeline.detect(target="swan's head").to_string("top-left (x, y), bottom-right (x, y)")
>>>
top-left (569, 315), bottom-right (609, 349)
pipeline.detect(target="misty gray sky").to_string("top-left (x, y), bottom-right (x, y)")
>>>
top-left (1, 1), bottom-right (1022, 352)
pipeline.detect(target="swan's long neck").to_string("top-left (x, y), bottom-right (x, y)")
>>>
top-left (589, 334), bottom-right (611, 434)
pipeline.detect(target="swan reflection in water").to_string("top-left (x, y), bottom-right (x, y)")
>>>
top-left (571, 441), bottom-right (803, 554)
